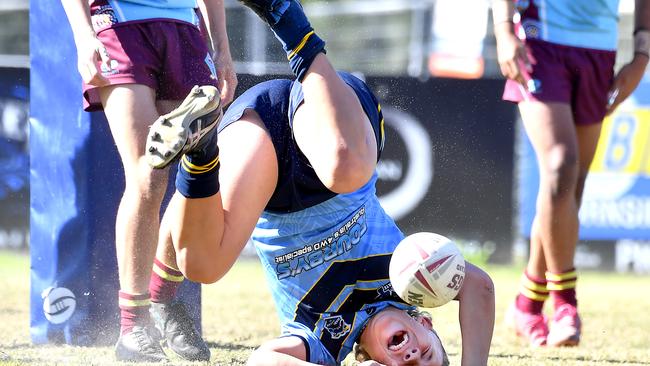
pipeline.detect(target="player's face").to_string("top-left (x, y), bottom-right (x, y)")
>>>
top-left (359, 308), bottom-right (446, 366)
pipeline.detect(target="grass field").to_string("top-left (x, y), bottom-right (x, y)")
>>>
top-left (1, 250), bottom-right (649, 365)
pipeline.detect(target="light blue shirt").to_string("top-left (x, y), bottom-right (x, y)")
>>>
top-left (517, 0), bottom-right (620, 50)
top-left (106, 0), bottom-right (200, 26)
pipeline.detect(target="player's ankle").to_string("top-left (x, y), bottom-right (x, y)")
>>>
top-left (267, 0), bottom-right (326, 80)
top-left (175, 152), bottom-right (221, 198)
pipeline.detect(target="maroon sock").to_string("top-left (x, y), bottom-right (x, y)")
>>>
top-left (118, 291), bottom-right (151, 335)
top-left (546, 269), bottom-right (578, 309)
top-left (515, 270), bottom-right (549, 314)
top-left (149, 258), bottom-right (184, 304)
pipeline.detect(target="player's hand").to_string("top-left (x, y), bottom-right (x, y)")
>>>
top-left (494, 23), bottom-right (531, 87)
top-left (75, 33), bottom-right (114, 87)
top-left (606, 53), bottom-right (649, 115)
top-left (214, 50), bottom-right (238, 106)
top-left (357, 361), bottom-right (386, 366)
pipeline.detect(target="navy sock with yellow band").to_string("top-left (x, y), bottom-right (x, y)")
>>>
top-left (175, 147), bottom-right (220, 198)
top-left (264, 0), bottom-right (326, 80)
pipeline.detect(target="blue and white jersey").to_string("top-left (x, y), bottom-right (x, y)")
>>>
top-left (516, 0), bottom-right (620, 50)
top-left (91, 0), bottom-right (200, 27)
top-left (220, 73), bottom-right (405, 364)
top-left (254, 175), bottom-right (409, 365)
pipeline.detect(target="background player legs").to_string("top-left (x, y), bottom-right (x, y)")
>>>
top-left (574, 123), bottom-right (603, 207)
top-left (99, 84), bottom-right (171, 296)
top-left (519, 101), bottom-right (579, 276)
top-left (99, 84), bottom-right (195, 361)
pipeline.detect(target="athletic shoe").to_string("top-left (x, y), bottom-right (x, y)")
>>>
top-left (505, 303), bottom-right (548, 347)
top-left (146, 85), bottom-right (222, 169)
top-left (547, 304), bottom-right (581, 347)
top-left (115, 325), bottom-right (168, 362)
top-left (150, 302), bottom-right (211, 361)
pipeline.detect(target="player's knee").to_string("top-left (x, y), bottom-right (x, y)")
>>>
top-left (543, 146), bottom-right (578, 200)
top-left (322, 147), bottom-right (374, 193)
top-left (124, 165), bottom-right (169, 203)
top-left (176, 252), bottom-right (222, 284)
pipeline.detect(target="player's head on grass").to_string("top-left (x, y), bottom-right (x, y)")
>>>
top-left (355, 307), bottom-right (449, 366)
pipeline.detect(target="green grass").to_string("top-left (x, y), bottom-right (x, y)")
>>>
top-left (1, 251), bottom-right (649, 365)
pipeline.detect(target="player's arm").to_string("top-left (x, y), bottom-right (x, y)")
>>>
top-left (197, 0), bottom-right (238, 104)
top-left (60, 0), bottom-right (113, 86)
top-left (606, 0), bottom-right (650, 113)
top-left (247, 336), bottom-right (321, 366)
top-left (455, 262), bottom-right (495, 366)
top-left (491, 0), bottom-right (530, 86)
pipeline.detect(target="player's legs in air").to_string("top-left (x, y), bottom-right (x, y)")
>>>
top-left (238, 0), bottom-right (379, 192)
top-left (158, 0), bottom-right (382, 283)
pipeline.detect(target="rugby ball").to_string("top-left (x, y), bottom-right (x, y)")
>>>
top-left (389, 232), bottom-right (465, 308)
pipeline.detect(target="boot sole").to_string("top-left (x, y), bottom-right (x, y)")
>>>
top-left (146, 85), bottom-right (221, 169)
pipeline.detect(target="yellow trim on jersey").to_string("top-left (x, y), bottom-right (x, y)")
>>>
top-left (521, 277), bottom-right (549, 293)
top-left (118, 298), bottom-right (151, 307)
top-left (181, 155), bottom-right (220, 174)
top-left (547, 281), bottom-right (577, 291)
top-left (545, 271), bottom-right (577, 282)
top-left (295, 253), bottom-right (390, 316)
top-left (288, 31), bottom-right (315, 60)
top-left (153, 264), bottom-right (185, 282)
top-left (520, 287), bottom-right (549, 301)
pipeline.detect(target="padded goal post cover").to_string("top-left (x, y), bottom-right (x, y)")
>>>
top-left (29, 0), bottom-right (201, 345)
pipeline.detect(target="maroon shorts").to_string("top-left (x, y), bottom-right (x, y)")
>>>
top-left (503, 39), bottom-right (616, 125)
top-left (83, 13), bottom-right (218, 111)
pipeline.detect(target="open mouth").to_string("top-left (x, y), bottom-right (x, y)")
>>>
top-left (388, 331), bottom-right (409, 351)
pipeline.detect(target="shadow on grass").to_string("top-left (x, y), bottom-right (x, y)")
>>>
top-left (0, 343), bottom-right (32, 350)
top-left (206, 341), bottom-right (254, 352)
top-left (490, 352), bottom-right (650, 365)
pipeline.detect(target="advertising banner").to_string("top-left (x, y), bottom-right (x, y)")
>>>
top-left (0, 67), bottom-right (28, 250)
top-left (29, 0), bottom-right (201, 345)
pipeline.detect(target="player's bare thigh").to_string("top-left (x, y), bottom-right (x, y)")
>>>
top-left (99, 84), bottom-right (171, 181)
top-left (218, 109), bottom-right (278, 253)
top-left (518, 101), bottom-right (578, 179)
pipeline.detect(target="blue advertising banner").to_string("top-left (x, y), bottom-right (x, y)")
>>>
top-left (30, 0), bottom-right (201, 345)
top-left (0, 67), bottom-right (29, 250)
top-left (517, 74), bottom-right (650, 240)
